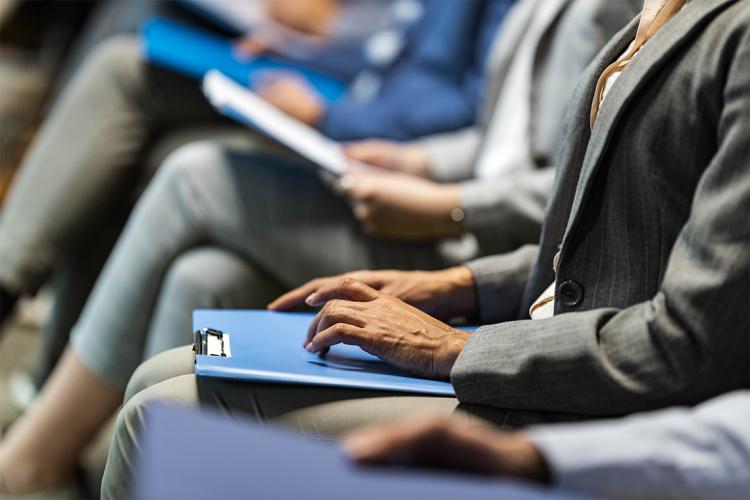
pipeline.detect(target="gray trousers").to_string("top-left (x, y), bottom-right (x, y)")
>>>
top-left (101, 345), bottom-right (480, 500)
top-left (0, 35), bottom-right (252, 383)
top-left (69, 139), bottom-right (456, 391)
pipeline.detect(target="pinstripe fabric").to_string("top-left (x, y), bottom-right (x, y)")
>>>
top-left (457, 0), bottom-right (750, 417)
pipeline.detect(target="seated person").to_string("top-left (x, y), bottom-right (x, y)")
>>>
top-left (0, 0), bottom-right (640, 496)
top-left (91, 0), bottom-right (748, 495)
top-left (343, 390), bottom-right (750, 499)
top-left (0, 0), bottom-right (511, 386)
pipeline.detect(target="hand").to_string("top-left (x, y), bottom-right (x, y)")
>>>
top-left (339, 168), bottom-right (463, 241)
top-left (266, 0), bottom-right (340, 37)
top-left (344, 140), bottom-right (432, 178)
top-left (268, 267), bottom-right (476, 321)
top-left (303, 279), bottom-right (470, 378)
top-left (343, 415), bottom-right (551, 484)
top-left (234, 27), bottom-right (286, 59)
top-left (256, 74), bottom-right (325, 126)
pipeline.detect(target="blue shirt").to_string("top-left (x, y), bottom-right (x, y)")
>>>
top-left (320, 0), bottom-right (516, 141)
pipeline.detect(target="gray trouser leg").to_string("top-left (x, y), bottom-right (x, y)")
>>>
top-left (101, 346), bottom-right (470, 500)
top-left (0, 35), bottom-right (223, 294)
top-left (143, 247), bottom-right (285, 358)
top-left (70, 141), bottom-right (449, 391)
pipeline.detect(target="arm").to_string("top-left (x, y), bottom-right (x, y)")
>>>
top-left (344, 391), bottom-right (750, 500)
top-left (419, 127), bottom-right (482, 182)
top-left (529, 391), bottom-right (750, 499)
top-left (460, 167), bottom-right (555, 255)
top-left (319, 0), bottom-right (514, 141)
top-left (452, 30), bottom-right (750, 414)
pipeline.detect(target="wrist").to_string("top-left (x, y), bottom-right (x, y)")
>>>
top-left (427, 184), bottom-right (464, 238)
top-left (502, 434), bottom-right (552, 484)
top-left (437, 266), bottom-right (477, 319)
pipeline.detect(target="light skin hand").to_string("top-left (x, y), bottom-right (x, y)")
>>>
top-left (344, 140), bottom-right (432, 179)
top-left (343, 415), bottom-right (551, 484)
top-left (256, 74), bottom-right (325, 126)
top-left (300, 278), bottom-right (470, 379)
top-left (267, 266), bottom-right (476, 322)
top-left (338, 168), bottom-right (464, 241)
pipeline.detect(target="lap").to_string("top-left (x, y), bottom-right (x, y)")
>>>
top-left (124, 345), bottom-right (465, 437)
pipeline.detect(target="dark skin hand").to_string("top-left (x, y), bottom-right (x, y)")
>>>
top-left (268, 267), bottom-right (477, 322)
top-left (270, 275), bottom-right (475, 379)
top-left (343, 415), bottom-right (552, 484)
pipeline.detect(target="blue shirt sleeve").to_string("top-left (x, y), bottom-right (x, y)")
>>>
top-left (320, 0), bottom-right (515, 141)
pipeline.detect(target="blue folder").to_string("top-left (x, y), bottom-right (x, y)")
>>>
top-left (193, 309), bottom-right (468, 396)
top-left (141, 17), bottom-right (347, 102)
top-left (136, 403), bottom-right (577, 500)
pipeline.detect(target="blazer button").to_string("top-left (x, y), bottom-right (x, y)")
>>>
top-left (557, 280), bottom-right (583, 307)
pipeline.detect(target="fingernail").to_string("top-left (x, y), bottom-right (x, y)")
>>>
top-left (305, 293), bottom-right (318, 305)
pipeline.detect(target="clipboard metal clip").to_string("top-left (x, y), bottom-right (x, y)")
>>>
top-left (193, 328), bottom-right (232, 357)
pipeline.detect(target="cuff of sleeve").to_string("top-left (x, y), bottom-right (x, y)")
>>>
top-left (465, 246), bottom-right (538, 323)
top-left (527, 421), bottom-right (662, 497)
top-left (420, 134), bottom-right (477, 182)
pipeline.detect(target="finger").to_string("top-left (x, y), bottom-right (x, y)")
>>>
top-left (305, 299), bottom-right (362, 347)
top-left (307, 322), bottom-right (366, 353)
top-left (267, 278), bottom-right (325, 310)
top-left (305, 277), bottom-right (379, 307)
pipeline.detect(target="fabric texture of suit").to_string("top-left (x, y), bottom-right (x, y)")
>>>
top-left (454, 0), bottom-right (750, 417)
top-left (420, 0), bottom-right (642, 255)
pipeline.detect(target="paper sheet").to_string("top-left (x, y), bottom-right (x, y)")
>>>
top-left (203, 70), bottom-right (348, 175)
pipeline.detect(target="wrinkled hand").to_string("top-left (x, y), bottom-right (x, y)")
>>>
top-left (256, 74), bottom-right (325, 125)
top-left (343, 415), bottom-right (551, 483)
top-left (302, 278), bottom-right (470, 378)
top-left (268, 267), bottom-right (476, 321)
top-left (338, 168), bottom-right (463, 241)
top-left (344, 140), bottom-right (432, 178)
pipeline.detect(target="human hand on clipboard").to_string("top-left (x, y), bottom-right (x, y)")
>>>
top-left (300, 279), bottom-right (471, 379)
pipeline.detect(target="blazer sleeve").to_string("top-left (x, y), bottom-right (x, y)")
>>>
top-left (420, 127), bottom-right (482, 182)
top-left (528, 391), bottom-right (750, 499)
top-left (451, 28), bottom-right (750, 415)
top-left (465, 245), bottom-right (539, 324)
top-left (460, 166), bottom-right (555, 255)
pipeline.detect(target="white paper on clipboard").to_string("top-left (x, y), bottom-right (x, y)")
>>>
top-left (202, 70), bottom-right (350, 175)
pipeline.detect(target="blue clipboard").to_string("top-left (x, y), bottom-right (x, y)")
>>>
top-left (141, 17), bottom-right (346, 102)
top-left (193, 310), bottom-right (469, 396)
top-left (135, 403), bottom-right (577, 500)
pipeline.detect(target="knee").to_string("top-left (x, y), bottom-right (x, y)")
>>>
top-left (159, 141), bottom-right (226, 179)
top-left (124, 346), bottom-right (194, 403)
top-left (79, 35), bottom-right (142, 89)
top-left (161, 249), bottom-right (232, 310)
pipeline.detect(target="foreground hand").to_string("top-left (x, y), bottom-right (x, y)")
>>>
top-left (268, 267), bottom-right (476, 321)
top-left (339, 169), bottom-right (463, 241)
top-left (256, 74), bottom-right (325, 125)
top-left (343, 415), bottom-right (551, 484)
top-left (305, 279), bottom-right (470, 378)
top-left (344, 140), bottom-right (432, 178)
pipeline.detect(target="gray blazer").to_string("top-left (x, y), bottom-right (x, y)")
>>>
top-left (453, 0), bottom-right (750, 419)
top-left (421, 0), bottom-right (641, 256)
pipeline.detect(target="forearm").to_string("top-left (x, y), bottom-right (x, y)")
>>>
top-left (460, 166), bottom-right (555, 254)
top-left (528, 391), bottom-right (750, 499)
